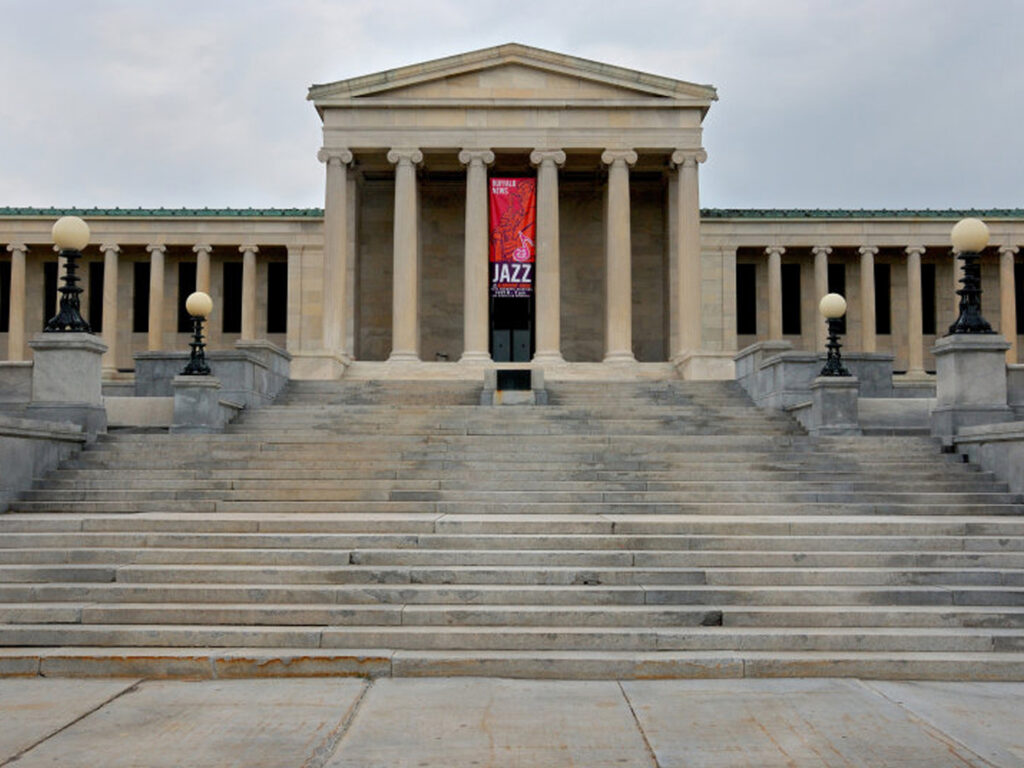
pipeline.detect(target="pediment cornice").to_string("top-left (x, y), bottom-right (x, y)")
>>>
top-left (308, 43), bottom-right (717, 115)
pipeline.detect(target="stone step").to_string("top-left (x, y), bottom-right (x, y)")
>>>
top-left (1, 623), bottom-right (1021, 654)
top-left (1, 582), bottom-right (1021, 606)
top-left (3, 647), bottom-right (1024, 680)
top-left (7, 547), bottom-right (1024, 569)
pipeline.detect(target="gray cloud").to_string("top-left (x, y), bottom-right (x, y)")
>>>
top-left (0, 0), bottom-right (1020, 209)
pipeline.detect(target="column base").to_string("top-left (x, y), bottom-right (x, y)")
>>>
top-left (387, 351), bottom-right (421, 363)
top-left (285, 351), bottom-right (348, 381)
top-left (602, 351), bottom-right (636, 364)
top-left (459, 351), bottom-right (492, 364)
top-left (673, 350), bottom-right (736, 381)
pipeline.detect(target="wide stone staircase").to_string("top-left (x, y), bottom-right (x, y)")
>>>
top-left (1, 378), bottom-right (1024, 679)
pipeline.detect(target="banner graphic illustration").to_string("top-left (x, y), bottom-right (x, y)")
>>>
top-left (488, 177), bottom-right (536, 298)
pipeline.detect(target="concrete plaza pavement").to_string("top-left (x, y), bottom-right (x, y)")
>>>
top-left (0, 677), bottom-right (1022, 767)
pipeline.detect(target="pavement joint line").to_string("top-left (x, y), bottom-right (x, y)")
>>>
top-left (855, 680), bottom-right (1000, 768)
top-left (0, 677), bottom-right (143, 767)
top-left (617, 680), bottom-right (661, 768)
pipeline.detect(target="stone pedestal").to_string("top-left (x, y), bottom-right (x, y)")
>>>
top-left (809, 376), bottom-right (861, 436)
top-left (931, 334), bottom-right (1013, 446)
top-left (27, 333), bottom-right (107, 435)
top-left (172, 376), bottom-right (237, 433)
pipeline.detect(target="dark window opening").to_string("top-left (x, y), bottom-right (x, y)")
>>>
top-left (874, 262), bottom-right (891, 335)
top-left (44, 262), bottom-right (58, 324)
top-left (222, 262), bottom-right (242, 334)
top-left (177, 262), bottom-right (197, 333)
top-left (781, 263), bottom-right (801, 335)
top-left (88, 262), bottom-right (104, 333)
top-left (736, 263), bottom-right (757, 335)
top-left (133, 262), bottom-right (150, 333)
top-left (921, 263), bottom-right (936, 335)
top-left (0, 261), bottom-right (10, 333)
top-left (266, 261), bottom-right (287, 334)
top-left (827, 263), bottom-right (846, 334)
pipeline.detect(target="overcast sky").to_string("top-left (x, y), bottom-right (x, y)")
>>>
top-left (1, 0), bottom-right (1021, 210)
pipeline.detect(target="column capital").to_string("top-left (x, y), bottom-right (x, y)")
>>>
top-left (858, 245), bottom-right (879, 256)
top-left (5, 242), bottom-right (27, 255)
top-left (458, 149), bottom-right (495, 166)
top-left (145, 244), bottom-right (166, 255)
top-left (905, 245), bottom-right (926, 257)
top-left (998, 245), bottom-right (1020, 256)
top-left (99, 243), bottom-right (120, 254)
top-left (601, 149), bottom-right (638, 167)
top-left (764, 246), bottom-right (786, 257)
top-left (239, 245), bottom-right (259, 255)
top-left (386, 148), bottom-right (423, 166)
top-left (529, 149), bottom-right (566, 167)
top-left (671, 148), bottom-right (708, 167)
top-left (192, 243), bottom-right (212, 255)
top-left (811, 245), bottom-right (832, 256)
top-left (317, 147), bottom-right (353, 166)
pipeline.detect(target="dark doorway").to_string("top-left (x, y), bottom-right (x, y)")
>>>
top-left (490, 296), bottom-right (533, 362)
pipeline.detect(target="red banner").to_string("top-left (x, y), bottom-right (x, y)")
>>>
top-left (489, 178), bottom-right (536, 299)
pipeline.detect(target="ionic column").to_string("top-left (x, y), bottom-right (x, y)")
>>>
top-left (240, 245), bottom-right (259, 341)
top-left (317, 147), bottom-right (354, 358)
top-left (99, 243), bottom-right (120, 374)
top-left (5, 243), bottom-right (26, 361)
top-left (387, 148), bottom-right (423, 362)
top-left (1000, 246), bottom-right (1019, 363)
top-left (905, 246), bottom-right (926, 374)
top-left (146, 244), bottom-right (166, 351)
top-left (193, 244), bottom-right (212, 294)
top-left (671, 149), bottom-right (707, 356)
top-left (859, 246), bottom-right (878, 352)
top-left (811, 246), bottom-right (831, 350)
top-left (530, 149), bottom-right (567, 363)
top-left (765, 246), bottom-right (784, 340)
top-left (458, 148), bottom-right (494, 362)
top-left (602, 149), bottom-right (638, 363)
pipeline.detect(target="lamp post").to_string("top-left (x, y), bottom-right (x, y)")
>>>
top-left (819, 293), bottom-right (850, 376)
top-left (181, 291), bottom-right (213, 376)
top-left (948, 217), bottom-right (994, 335)
top-left (45, 216), bottom-right (92, 332)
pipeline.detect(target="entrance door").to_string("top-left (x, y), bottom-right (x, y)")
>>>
top-left (491, 296), bottom-right (533, 362)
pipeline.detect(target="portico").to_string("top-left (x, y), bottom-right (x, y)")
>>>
top-left (303, 43), bottom-right (718, 378)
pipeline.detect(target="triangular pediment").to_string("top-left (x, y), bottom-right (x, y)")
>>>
top-left (308, 43), bottom-right (716, 113)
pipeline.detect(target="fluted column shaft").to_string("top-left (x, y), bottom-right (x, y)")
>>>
top-left (765, 246), bottom-right (784, 340)
top-left (458, 149), bottom-right (494, 362)
top-left (146, 244), bottom-right (166, 351)
top-left (859, 246), bottom-right (878, 352)
top-left (672, 149), bottom-right (707, 355)
top-left (602, 149), bottom-right (638, 362)
top-left (6, 244), bottom-right (26, 361)
top-left (318, 148), bottom-right (354, 357)
top-left (1001, 246), bottom-right (1019, 363)
top-left (812, 246), bottom-right (831, 350)
top-left (100, 243), bottom-right (120, 373)
top-left (387, 148), bottom-right (423, 361)
top-left (193, 244), bottom-right (212, 294)
top-left (905, 246), bottom-right (926, 374)
top-left (530, 149), bottom-right (566, 363)
top-left (240, 245), bottom-right (259, 341)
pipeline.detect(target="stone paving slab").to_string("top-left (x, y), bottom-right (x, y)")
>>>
top-left (0, 678), bottom-right (137, 761)
top-left (620, 678), bottom-right (991, 767)
top-left (4, 678), bottom-right (367, 768)
top-left (323, 678), bottom-right (655, 768)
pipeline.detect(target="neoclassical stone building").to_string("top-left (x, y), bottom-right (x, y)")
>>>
top-left (1, 44), bottom-right (1022, 380)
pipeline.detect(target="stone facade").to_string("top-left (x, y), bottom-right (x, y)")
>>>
top-left (1, 44), bottom-right (1022, 380)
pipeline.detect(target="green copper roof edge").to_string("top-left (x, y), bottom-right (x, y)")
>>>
top-left (1, 207), bottom-right (1022, 219)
